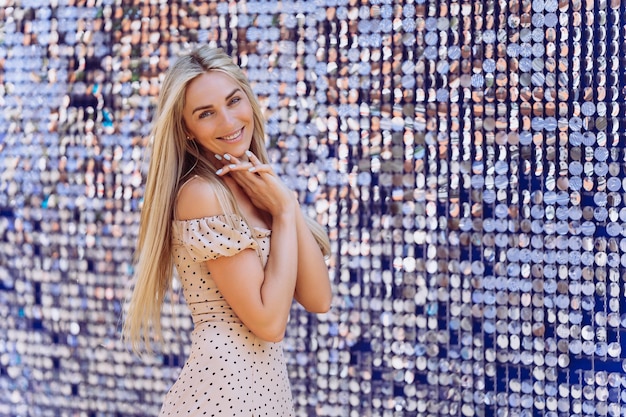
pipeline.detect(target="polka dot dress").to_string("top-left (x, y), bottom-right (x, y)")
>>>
top-left (159, 215), bottom-right (295, 417)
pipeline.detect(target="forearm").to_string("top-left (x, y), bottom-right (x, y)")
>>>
top-left (258, 209), bottom-right (299, 336)
top-left (293, 209), bottom-right (332, 312)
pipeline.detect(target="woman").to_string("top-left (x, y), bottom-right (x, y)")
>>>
top-left (123, 46), bottom-right (332, 416)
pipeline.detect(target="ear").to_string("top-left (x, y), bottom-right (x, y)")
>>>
top-left (182, 120), bottom-right (194, 140)
top-left (184, 129), bottom-right (195, 140)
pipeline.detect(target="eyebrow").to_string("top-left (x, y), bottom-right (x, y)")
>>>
top-left (191, 88), bottom-right (242, 114)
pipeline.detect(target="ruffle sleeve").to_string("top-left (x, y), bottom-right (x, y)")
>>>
top-left (172, 214), bottom-right (259, 262)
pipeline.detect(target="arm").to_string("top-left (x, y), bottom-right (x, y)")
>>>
top-left (204, 208), bottom-right (299, 342)
top-left (293, 209), bottom-right (332, 313)
top-left (177, 176), bottom-right (299, 342)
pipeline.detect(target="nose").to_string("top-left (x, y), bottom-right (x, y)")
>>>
top-left (219, 108), bottom-right (236, 126)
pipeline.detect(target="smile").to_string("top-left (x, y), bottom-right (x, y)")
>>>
top-left (220, 128), bottom-right (243, 142)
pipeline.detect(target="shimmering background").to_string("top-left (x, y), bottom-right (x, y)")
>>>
top-left (0, 0), bottom-right (625, 416)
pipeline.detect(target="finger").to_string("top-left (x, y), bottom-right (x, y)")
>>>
top-left (215, 153), bottom-right (242, 165)
top-left (247, 164), bottom-right (272, 175)
top-left (245, 151), bottom-right (276, 176)
top-left (223, 153), bottom-right (239, 162)
top-left (228, 168), bottom-right (274, 194)
top-left (243, 152), bottom-right (272, 174)
top-left (245, 150), bottom-right (262, 166)
top-left (227, 162), bottom-right (254, 172)
top-left (214, 153), bottom-right (250, 174)
top-left (216, 162), bottom-right (254, 176)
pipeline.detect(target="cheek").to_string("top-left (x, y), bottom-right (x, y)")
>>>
top-left (183, 117), bottom-right (200, 136)
top-left (239, 102), bottom-right (254, 120)
top-left (191, 120), bottom-right (216, 138)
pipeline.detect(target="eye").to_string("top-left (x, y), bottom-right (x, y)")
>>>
top-left (199, 110), bottom-right (214, 119)
top-left (229, 96), bottom-right (241, 105)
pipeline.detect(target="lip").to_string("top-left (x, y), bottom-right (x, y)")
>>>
top-left (219, 128), bottom-right (244, 142)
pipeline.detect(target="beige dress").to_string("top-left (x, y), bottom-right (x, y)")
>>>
top-left (159, 214), bottom-right (294, 417)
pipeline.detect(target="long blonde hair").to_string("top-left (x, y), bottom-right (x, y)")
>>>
top-left (123, 46), bottom-right (330, 353)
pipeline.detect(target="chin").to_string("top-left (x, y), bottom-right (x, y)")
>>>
top-left (234, 142), bottom-right (253, 158)
top-left (230, 149), bottom-right (248, 159)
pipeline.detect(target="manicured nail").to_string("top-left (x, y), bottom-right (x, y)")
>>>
top-left (228, 164), bottom-right (236, 169)
top-left (245, 150), bottom-right (253, 157)
top-left (248, 167), bottom-right (256, 172)
top-left (223, 153), bottom-right (231, 161)
top-left (215, 168), bottom-right (223, 175)
top-left (214, 154), bottom-right (222, 160)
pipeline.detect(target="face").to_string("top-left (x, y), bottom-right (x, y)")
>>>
top-left (183, 71), bottom-right (254, 160)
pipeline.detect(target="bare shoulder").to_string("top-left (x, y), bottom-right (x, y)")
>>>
top-left (175, 176), bottom-right (223, 220)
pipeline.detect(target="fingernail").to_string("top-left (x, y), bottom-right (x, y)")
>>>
top-left (214, 154), bottom-right (222, 160)
top-left (215, 168), bottom-right (223, 175)
top-left (223, 153), bottom-right (231, 161)
top-left (229, 164), bottom-right (236, 169)
top-left (248, 167), bottom-right (256, 172)
top-left (245, 150), bottom-right (253, 157)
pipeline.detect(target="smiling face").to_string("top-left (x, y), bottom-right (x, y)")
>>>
top-left (183, 71), bottom-right (254, 161)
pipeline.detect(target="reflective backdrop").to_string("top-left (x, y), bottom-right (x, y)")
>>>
top-left (0, 0), bottom-right (625, 416)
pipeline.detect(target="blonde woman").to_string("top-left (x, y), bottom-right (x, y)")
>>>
top-left (124, 46), bottom-right (332, 416)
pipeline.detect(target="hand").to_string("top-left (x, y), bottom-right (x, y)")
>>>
top-left (215, 151), bottom-right (297, 217)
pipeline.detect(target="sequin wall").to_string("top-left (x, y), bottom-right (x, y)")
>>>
top-left (1, 0), bottom-right (626, 416)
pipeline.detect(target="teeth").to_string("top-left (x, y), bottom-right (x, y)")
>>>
top-left (221, 129), bottom-right (242, 141)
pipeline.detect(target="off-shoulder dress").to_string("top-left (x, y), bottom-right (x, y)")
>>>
top-left (158, 214), bottom-right (294, 417)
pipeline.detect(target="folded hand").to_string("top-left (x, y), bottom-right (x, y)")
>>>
top-left (215, 151), bottom-right (297, 217)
